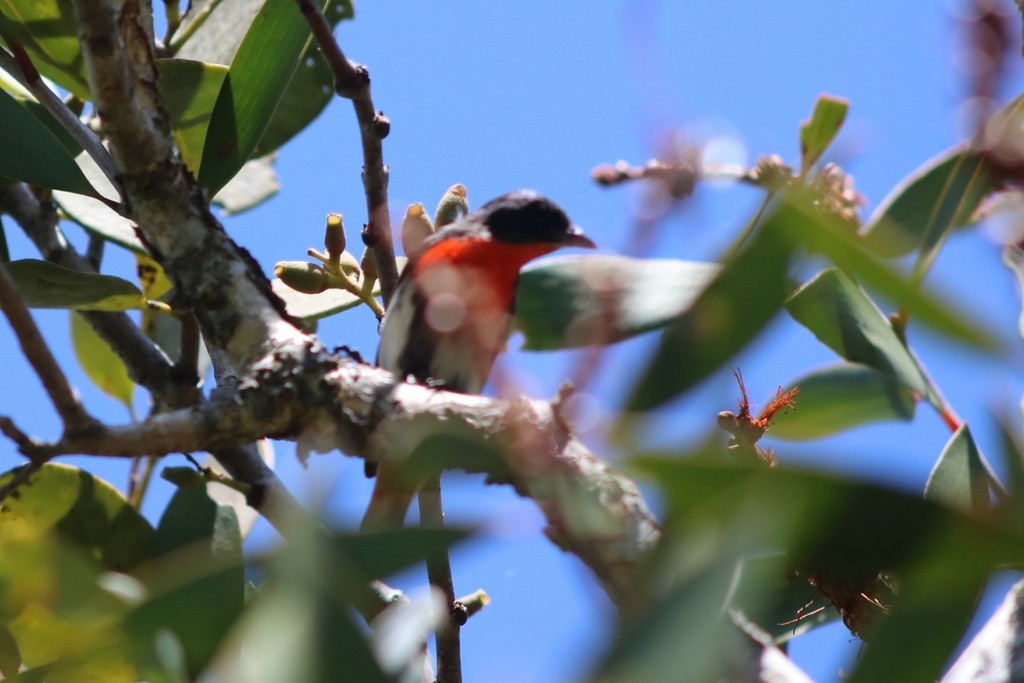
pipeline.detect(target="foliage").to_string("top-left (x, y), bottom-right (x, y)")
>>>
top-left (1, 1), bottom-right (1023, 682)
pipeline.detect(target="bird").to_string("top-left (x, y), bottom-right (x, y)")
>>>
top-left (362, 190), bottom-right (595, 529)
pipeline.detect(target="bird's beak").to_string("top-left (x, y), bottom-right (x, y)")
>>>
top-left (563, 224), bottom-right (596, 249)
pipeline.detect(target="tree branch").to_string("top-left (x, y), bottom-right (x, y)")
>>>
top-left (0, 345), bottom-right (660, 606)
top-left (0, 44), bottom-right (120, 190)
top-left (0, 260), bottom-right (98, 433)
top-left (0, 183), bottom-right (193, 406)
top-left (418, 478), bottom-right (462, 683)
top-left (71, 0), bottom-right (303, 369)
top-left (293, 0), bottom-right (399, 307)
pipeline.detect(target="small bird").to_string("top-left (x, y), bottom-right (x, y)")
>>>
top-left (363, 190), bottom-right (595, 529)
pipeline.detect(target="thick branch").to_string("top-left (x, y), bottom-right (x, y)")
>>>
top-left (1, 343), bottom-right (660, 605)
top-left (71, 0), bottom-right (303, 369)
top-left (293, 0), bottom-right (399, 306)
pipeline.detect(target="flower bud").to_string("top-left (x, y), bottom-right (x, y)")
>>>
top-left (275, 261), bottom-right (327, 294)
top-left (324, 213), bottom-right (345, 260)
top-left (401, 202), bottom-right (434, 259)
top-left (434, 183), bottom-right (468, 229)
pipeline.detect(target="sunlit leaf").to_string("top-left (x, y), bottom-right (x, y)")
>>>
top-left (0, 86), bottom-right (94, 195)
top-left (0, 0), bottom-right (90, 98)
top-left (515, 255), bottom-right (719, 350)
top-left (158, 58), bottom-right (228, 174)
top-left (799, 93), bottom-right (848, 174)
top-left (5, 259), bottom-right (146, 310)
top-left (768, 363), bottom-right (916, 441)
top-left (786, 268), bottom-right (934, 403)
top-left (626, 212), bottom-right (794, 411)
top-left (198, 0), bottom-right (322, 196)
top-left (71, 311), bottom-right (134, 408)
top-left (0, 463), bottom-right (154, 571)
top-left (924, 424), bottom-right (992, 514)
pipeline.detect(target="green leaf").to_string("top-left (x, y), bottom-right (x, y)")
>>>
top-left (0, 86), bottom-right (94, 195)
top-left (860, 147), bottom-right (1000, 258)
top-left (157, 58), bottom-right (228, 174)
top-left (781, 194), bottom-right (996, 349)
top-left (799, 93), bottom-right (848, 174)
top-left (54, 189), bottom-right (147, 254)
top-left (515, 255), bottom-right (718, 350)
top-left (0, 463), bottom-right (154, 571)
top-left (0, 625), bottom-right (20, 679)
top-left (785, 268), bottom-right (933, 401)
top-left (197, 0), bottom-right (326, 196)
top-left (768, 363), bottom-right (916, 441)
top-left (924, 424), bottom-right (992, 514)
top-left (211, 153), bottom-right (279, 215)
top-left (626, 211), bottom-right (794, 411)
top-left (127, 486), bottom-right (245, 675)
top-left (634, 455), bottom-right (1024, 679)
top-left (71, 311), bottom-right (134, 408)
top-left (330, 528), bottom-right (471, 580)
top-left (0, 0), bottom-right (90, 98)
top-left (5, 259), bottom-right (146, 310)
top-left (272, 257), bottom-right (405, 320)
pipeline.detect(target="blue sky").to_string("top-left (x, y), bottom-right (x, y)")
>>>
top-left (2, 1), bottom-right (1024, 681)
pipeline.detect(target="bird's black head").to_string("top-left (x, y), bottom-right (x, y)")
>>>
top-left (479, 191), bottom-right (595, 248)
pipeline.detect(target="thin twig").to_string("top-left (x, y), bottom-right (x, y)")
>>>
top-left (0, 260), bottom-right (97, 433)
top-left (292, 0), bottom-right (399, 307)
top-left (0, 45), bottom-right (120, 191)
top-left (418, 476), bottom-right (462, 683)
top-left (0, 184), bottom-right (189, 405)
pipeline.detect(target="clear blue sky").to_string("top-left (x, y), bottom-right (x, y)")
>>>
top-left (2, 2), bottom-right (1023, 681)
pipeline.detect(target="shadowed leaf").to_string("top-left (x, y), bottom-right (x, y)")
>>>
top-left (6, 259), bottom-right (145, 310)
top-left (924, 425), bottom-right (992, 514)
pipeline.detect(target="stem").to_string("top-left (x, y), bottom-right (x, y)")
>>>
top-left (291, 0), bottom-right (400, 306)
top-left (0, 260), bottom-right (97, 433)
top-left (417, 477), bottom-right (462, 683)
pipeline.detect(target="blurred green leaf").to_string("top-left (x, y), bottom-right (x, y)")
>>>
top-left (198, 0), bottom-right (323, 196)
top-left (786, 269), bottom-right (933, 401)
top-left (6, 259), bottom-right (146, 310)
top-left (632, 456), bottom-right (1024, 680)
top-left (515, 255), bottom-right (719, 350)
top-left (1002, 245), bottom-right (1024, 341)
top-left (157, 58), bottom-right (228, 174)
top-left (799, 93), bottom-right (848, 174)
top-left (204, 584), bottom-right (393, 683)
top-left (0, 624), bottom-right (20, 678)
top-left (626, 211), bottom-right (794, 411)
top-left (860, 147), bottom-right (998, 258)
top-left (331, 528), bottom-right (471, 580)
top-left (924, 425), bottom-right (992, 514)
top-left (0, 0), bottom-right (90, 98)
top-left (126, 486), bottom-right (244, 675)
top-left (71, 311), bottom-right (134, 408)
top-left (768, 363), bottom-right (917, 441)
top-left (781, 195), bottom-right (997, 348)
top-left (0, 87), bottom-right (94, 195)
